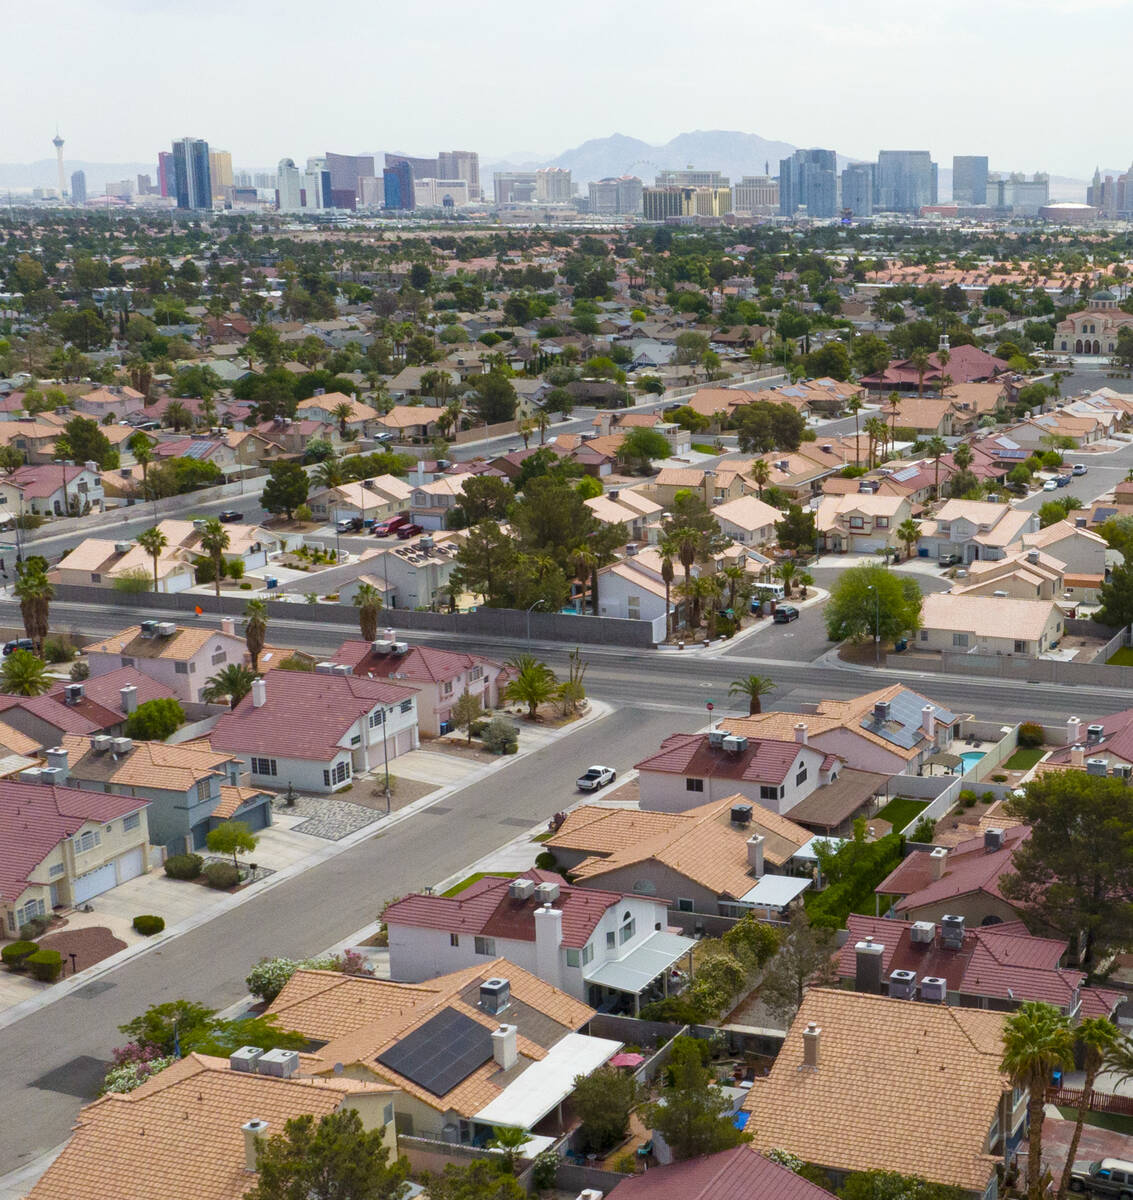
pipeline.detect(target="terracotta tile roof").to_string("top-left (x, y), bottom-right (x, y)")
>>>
top-left (212, 785), bottom-right (270, 820)
top-left (635, 732), bottom-right (808, 787)
top-left (62, 734), bottom-right (236, 792)
top-left (331, 640), bottom-right (500, 685)
top-left (84, 624), bottom-right (242, 663)
top-left (26, 1053), bottom-right (394, 1200)
top-left (922, 593), bottom-right (1060, 642)
top-left (743, 989), bottom-right (1007, 1192)
top-left (607, 1146), bottom-right (835, 1200)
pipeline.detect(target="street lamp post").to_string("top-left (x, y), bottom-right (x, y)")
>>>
top-left (526, 599), bottom-right (545, 645)
top-left (380, 706), bottom-right (391, 815)
top-left (867, 583), bottom-right (880, 665)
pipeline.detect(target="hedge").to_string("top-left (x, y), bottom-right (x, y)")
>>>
top-left (25, 949), bottom-right (63, 982)
top-left (806, 832), bottom-right (903, 928)
top-left (203, 861), bottom-right (241, 889)
top-left (164, 853), bottom-right (203, 880)
top-left (132, 915), bottom-right (165, 936)
top-left (19, 915), bottom-right (50, 940)
top-left (1, 940), bottom-right (38, 971)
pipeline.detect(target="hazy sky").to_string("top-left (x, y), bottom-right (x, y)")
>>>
top-left (3, 0), bottom-right (1129, 177)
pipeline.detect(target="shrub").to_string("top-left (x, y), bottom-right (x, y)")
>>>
top-left (246, 954), bottom-right (342, 1002)
top-left (638, 995), bottom-right (708, 1024)
top-left (203, 861), bottom-right (241, 889)
top-left (226, 559), bottom-right (245, 582)
top-left (531, 1148), bottom-right (559, 1191)
top-left (992, 773), bottom-right (1008, 783)
top-left (19, 916), bottom-right (50, 940)
top-left (534, 851), bottom-right (559, 871)
top-left (612, 1153), bottom-right (638, 1176)
top-left (909, 816), bottom-right (937, 843)
top-left (124, 696), bottom-right (185, 741)
top-left (294, 504), bottom-right (313, 522)
top-left (1, 940), bottom-right (38, 971)
top-left (469, 719), bottom-right (488, 738)
top-left (101, 1054), bottom-right (176, 1094)
top-left (25, 948), bottom-right (63, 982)
top-left (1017, 721), bottom-right (1044, 748)
top-left (981, 790), bottom-right (996, 803)
top-left (958, 789), bottom-right (978, 809)
top-left (239, 581), bottom-right (252, 589)
top-left (42, 636), bottom-right (75, 663)
top-left (164, 853), bottom-right (203, 880)
top-left (70, 660), bottom-right (90, 681)
top-left (482, 715), bottom-right (518, 755)
top-left (132, 915), bottom-right (165, 936)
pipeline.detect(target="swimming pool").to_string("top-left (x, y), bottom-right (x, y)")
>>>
top-left (960, 750), bottom-right (986, 774)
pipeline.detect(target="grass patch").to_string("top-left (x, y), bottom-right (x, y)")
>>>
top-left (440, 870), bottom-right (518, 898)
top-left (1004, 746), bottom-right (1045, 770)
top-left (1107, 646), bottom-right (1133, 666)
top-left (532, 831), bottom-right (552, 843)
top-left (691, 443), bottom-right (726, 455)
top-left (874, 796), bottom-right (927, 832)
top-left (1056, 1107), bottom-right (1133, 1136)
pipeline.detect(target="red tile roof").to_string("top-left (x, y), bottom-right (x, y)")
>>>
top-left (1046, 707), bottom-right (1133, 767)
top-left (634, 732), bottom-right (808, 786)
top-left (0, 781), bottom-right (146, 901)
top-left (383, 870), bottom-right (636, 950)
top-left (210, 671), bottom-right (417, 762)
top-left (8, 463), bottom-right (91, 499)
top-left (608, 1147), bottom-right (834, 1200)
top-left (331, 640), bottom-right (500, 685)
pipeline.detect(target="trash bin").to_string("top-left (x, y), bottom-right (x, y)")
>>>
top-left (265, 577), bottom-right (278, 590)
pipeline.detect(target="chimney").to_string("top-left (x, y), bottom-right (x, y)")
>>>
top-left (794, 722), bottom-right (808, 745)
top-left (221, 617), bottom-right (236, 637)
top-left (533, 903), bottom-right (563, 989)
top-left (120, 685), bottom-right (138, 715)
top-left (930, 845), bottom-right (948, 881)
top-left (855, 936), bottom-right (885, 994)
top-left (802, 1022), bottom-right (821, 1070)
top-left (1070, 744), bottom-right (1085, 768)
top-left (921, 705), bottom-right (936, 740)
top-left (1066, 716), bottom-right (1081, 747)
top-left (491, 1023), bottom-right (518, 1071)
top-left (45, 747), bottom-right (69, 784)
top-left (251, 678), bottom-right (267, 707)
top-left (746, 833), bottom-right (765, 876)
top-left (241, 1119), bottom-right (269, 1173)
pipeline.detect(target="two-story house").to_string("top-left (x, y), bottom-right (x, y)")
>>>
top-left (295, 392), bottom-right (379, 437)
top-left (72, 385), bottom-right (146, 421)
top-left (916, 499), bottom-right (1037, 564)
top-left (307, 476), bottom-right (412, 524)
top-left (584, 489), bottom-right (664, 544)
top-left (1, 463), bottom-right (105, 518)
top-left (210, 672), bottom-right (419, 793)
top-left (383, 870), bottom-right (695, 1015)
top-left (816, 493), bottom-right (913, 554)
top-left (409, 474), bottom-right (475, 530)
top-left (712, 495), bottom-right (781, 547)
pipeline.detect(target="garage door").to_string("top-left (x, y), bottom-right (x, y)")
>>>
top-left (72, 861), bottom-right (118, 904)
top-left (115, 847), bottom-right (144, 884)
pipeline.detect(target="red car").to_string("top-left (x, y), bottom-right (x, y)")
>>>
top-left (396, 523), bottom-right (423, 539)
top-left (373, 514), bottom-right (410, 537)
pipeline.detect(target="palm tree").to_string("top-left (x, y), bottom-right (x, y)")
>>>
top-left (535, 409), bottom-right (551, 445)
top-left (200, 396), bottom-right (219, 429)
top-left (199, 518), bottom-right (230, 600)
top-left (748, 458), bottom-right (771, 499)
top-left (660, 553), bottom-right (675, 639)
top-left (312, 455), bottom-right (346, 491)
top-left (936, 347), bottom-right (951, 397)
top-left (136, 526), bottom-right (168, 591)
top-left (504, 654), bottom-right (557, 720)
top-left (897, 518), bottom-right (920, 560)
top-left (774, 559), bottom-right (798, 598)
top-left (847, 394), bottom-right (863, 466)
top-left (909, 348), bottom-right (931, 397)
top-left (721, 564), bottom-right (747, 611)
top-left (244, 599), bottom-right (268, 672)
top-left (13, 565), bottom-right (52, 654)
top-left (517, 417), bottom-right (535, 449)
top-left (729, 673), bottom-right (774, 715)
top-left (953, 442), bottom-right (973, 471)
top-left (573, 546), bottom-right (600, 617)
top-left (202, 663), bottom-right (256, 708)
top-left (1056, 1017), bottom-right (1120, 1200)
top-left (701, 574), bottom-right (723, 637)
top-left (667, 525), bottom-right (701, 607)
top-left (353, 582), bottom-right (383, 642)
top-left (331, 401), bottom-right (353, 439)
top-left (164, 400), bottom-right (192, 432)
top-left (128, 431), bottom-right (152, 485)
top-left (0, 649), bottom-right (50, 696)
top-left (797, 571), bottom-right (814, 598)
top-left (1000, 1002), bottom-right (1075, 1200)
top-left (487, 1126), bottom-right (529, 1176)
top-left (677, 575), bottom-right (713, 629)
top-left (863, 416), bottom-right (888, 469)
top-left (886, 390), bottom-right (901, 447)
top-left (926, 435), bottom-right (948, 498)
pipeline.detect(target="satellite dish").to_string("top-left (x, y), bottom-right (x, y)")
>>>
top-left (333, 1062), bottom-right (344, 1076)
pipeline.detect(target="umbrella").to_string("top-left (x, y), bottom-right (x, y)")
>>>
top-left (609, 1052), bottom-right (645, 1068)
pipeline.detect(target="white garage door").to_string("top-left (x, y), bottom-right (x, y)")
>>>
top-left (115, 847), bottom-right (145, 884)
top-left (72, 861), bottom-right (118, 904)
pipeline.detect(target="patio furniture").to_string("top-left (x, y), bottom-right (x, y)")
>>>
top-left (637, 1140), bottom-right (654, 1159)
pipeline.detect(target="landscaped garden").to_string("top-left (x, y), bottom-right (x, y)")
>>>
top-left (873, 796), bottom-right (927, 833)
top-left (1003, 745), bottom-right (1045, 770)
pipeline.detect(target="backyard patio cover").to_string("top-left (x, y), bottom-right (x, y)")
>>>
top-left (584, 930), bottom-right (697, 996)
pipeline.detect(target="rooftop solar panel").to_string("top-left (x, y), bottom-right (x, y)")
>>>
top-left (376, 1007), bottom-right (493, 1097)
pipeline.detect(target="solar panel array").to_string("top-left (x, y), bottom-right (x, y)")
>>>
top-left (377, 1007), bottom-right (493, 1096)
top-left (860, 688), bottom-right (958, 750)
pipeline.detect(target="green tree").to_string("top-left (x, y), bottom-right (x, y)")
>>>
top-left (1002, 770), bottom-right (1133, 962)
top-left (450, 688), bottom-right (484, 745)
top-left (617, 426), bottom-right (671, 472)
top-left (205, 819), bottom-right (258, 869)
top-left (839, 1171), bottom-right (968, 1200)
top-left (473, 371), bottom-right (518, 423)
top-left (60, 415), bottom-right (114, 469)
top-left (733, 401), bottom-right (806, 454)
top-left (424, 1160), bottom-right (524, 1200)
top-left (571, 1065), bottom-right (643, 1154)
top-left (450, 521), bottom-right (520, 607)
top-left (353, 582), bottom-right (383, 641)
top-left (925, 436), bottom-right (948, 497)
top-left (825, 564), bottom-right (923, 645)
top-left (504, 653), bottom-right (557, 719)
top-left (851, 334), bottom-right (892, 378)
top-left (645, 1037), bottom-right (749, 1161)
top-left (170, 365), bottom-right (222, 400)
top-left (163, 400), bottom-right (193, 432)
top-left (0, 649), bottom-right (50, 696)
top-left (459, 475), bottom-right (515, 524)
top-left (1096, 560), bottom-right (1133, 628)
top-left (1000, 1003), bottom-right (1075, 1200)
top-left (13, 564), bottom-right (52, 654)
top-left (729, 674), bottom-right (775, 715)
top-left (244, 598), bottom-right (268, 671)
top-left (775, 505), bottom-right (816, 553)
top-left (128, 431), bottom-right (153, 484)
top-left (202, 663), bottom-right (256, 709)
top-left (487, 1126), bottom-right (530, 1175)
top-left (136, 526), bottom-right (168, 591)
top-left (1056, 1017), bottom-right (1121, 1200)
top-left (897, 518), bottom-right (920, 559)
top-left (123, 697), bottom-right (184, 740)
top-left (774, 559), bottom-right (798, 597)
top-left (246, 1109), bottom-right (409, 1200)
top-left (671, 404), bottom-right (711, 433)
top-left (804, 341), bottom-right (851, 380)
top-left (199, 518), bottom-right (230, 600)
top-left (331, 400), bottom-right (354, 438)
top-left (261, 461), bottom-right (310, 520)
top-left (757, 907), bottom-right (839, 1024)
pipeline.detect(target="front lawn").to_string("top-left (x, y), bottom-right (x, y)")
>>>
top-left (874, 796), bottom-right (927, 833)
top-left (1004, 746), bottom-right (1045, 770)
top-left (440, 871), bottom-right (518, 898)
top-left (1107, 646), bottom-right (1133, 666)
top-left (691, 443), bottom-right (726, 455)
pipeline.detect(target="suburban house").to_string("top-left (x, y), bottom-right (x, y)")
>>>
top-left (839, 913), bottom-right (1123, 1017)
top-left (712, 495), bottom-right (781, 546)
top-left (816, 493), bottom-right (913, 554)
top-left (0, 463), bottom-right (105, 517)
top-left (859, 343), bottom-right (1008, 392)
top-left (409, 473), bottom-right (476, 530)
top-left (0, 669), bottom-right (170, 746)
top-left (722, 685), bottom-right (962, 778)
top-left (918, 592), bottom-right (1064, 656)
top-left (295, 392), bottom-right (379, 435)
top-left (743, 989), bottom-right (1020, 1199)
top-left (0, 419), bottom-right (72, 464)
top-left (607, 1146), bottom-right (836, 1200)
top-left (51, 537), bottom-right (197, 593)
top-left (1021, 518), bottom-right (1115, 578)
top-left (634, 730), bottom-right (841, 817)
top-left (153, 518), bottom-right (289, 573)
top-left (383, 869), bottom-right (694, 1014)
top-left (584, 488), bottom-right (664, 543)
top-left (211, 672), bottom-right (419, 793)
top-left (0, 778), bottom-right (150, 932)
top-left (267, 960), bottom-right (620, 1149)
top-left (1007, 411), bottom-right (1106, 450)
top-left (307, 476), bottom-right (412, 524)
top-left (72, 384), bottom-right (146, 420)
top-left (594, 547), bottom-right (678, 636)
top-left (25, 1052), bottom-right (399, 1200)
top-left (875, 824), bottom-right (1032, 926)
top-left (547, 795), bottom-right (826, 921)
top-left (329, 638), bottom-right (503, 737)
top-left (55, 734), bottom-right (265, 855)
top-left (916, 499), bottom-right (1038, 563)
top-left (880, 395), bottom-right (979, 437)
top-left (375, 405), bottom-right (440, 441)
top-left (84, 622), bottom-right (250, 703)
top-left (948, 549), bottom-right (1068, 602)
top-left (1039, 709), bottom-right (1133, 779)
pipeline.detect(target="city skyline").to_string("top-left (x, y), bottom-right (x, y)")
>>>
top-left (3, 0), bottom-right (1133, 177)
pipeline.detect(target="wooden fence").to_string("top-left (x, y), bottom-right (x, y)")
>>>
top-left (1047, 1086), bottom-right (1133, 1116)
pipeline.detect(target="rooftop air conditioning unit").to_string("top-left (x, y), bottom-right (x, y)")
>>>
top-left (315, 662), bottom-right (337, 674)
top-left (193, 519), bottom-right (208, 532)
top-left (1112, 763), bottom-right (1133, 780)
top-left (229, 1046), bottom-right (263, 1073)
top-left (509, 878), bottom-right (536, 901)
top-left (984, 828), bottom-right (1004, 853)
top-left (371, 640), bottom-right (394, 655)
top-left (480, 977), bottom-right (510, 1014)
top-left (64, 683), bottom-right (84, 705)
top-left (114, 541), bottom-right (132, 554)
top-left (139, 620), bottom-right (159, 638)
top-left (625, 543), bottom-right (639, 556)
top-left (535, 881), bottom-right (560, 904)
top-left (332, 663), bottom-right (353, 676)
top-left (920, 976), bottom-right (947, 1003)
top-left (889, 969), bottom-right (917, 1000)
top-left (419, 536), bottom-right (434, 551)
top-left (910, 921), bottom-right (936, 946)
top-left (721, 734), bottom-right (748, 754)
top-left (1087, 723), bottom-right (1105, 743)
top-left (112, 737), bottom-right (133, 755)
top-left (707, 729), bottom-right (726, 749)
top-left (156, 622), bottom-right (177, 636)
top-left (390, 642), bottom-right (409, 655)
top-left (940, 914), bottom-right (965, 950)
top-left (256, 1049), bottom-right (299, 1078)
top-left (1086, 757), bottom-right (1108, 776)
top-left (873, 701), bottom-right (890, 722)
top-left (730, 804), bottom-right (753, 826)
top-left (91, 735), bottom-right (113, 754)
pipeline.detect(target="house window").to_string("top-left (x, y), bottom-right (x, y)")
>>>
top-left (677, 898), bottom-right (695, 912)
top-left (470, 667), bottom-right (482, 682)
top-left (322, 761), bottom-right (350, 787)
top-left (48, 863), bottom-right (64, 878)
top-left (627, 597), bottom-right (640, 620)
top-left (875, 517), bottom-right (889, 529)
top-left (175, 662), bottom-right (188, 675)
top-left (582, 943), bottom-right (594, 965)
top-left (400, 700), bottom-right (413, 713)
top-left (920, 630), bottom-right (928, 641)
top-left (369, 709), bottom-right (385, 728)
top-left (91, 573), bottom-right (101, 583)
top-left (619, 918), bottom-right (636, 944)
top-left (449, 933), bottom-right (459, 947)
top-left (383, 1103), bottom-right (394, 1127)
top-left (251, 758), bottom-right (277, 777)
top-left (953, 633), bottom-right (969, 648)
top-left (123, 812), bottom-right (140, 832)
top-left (759, 785), bottom-right (781, 801)
top-left (795, 766), bottom-right (808, 786)
top-left (75, 830), bottom-right (100, 854)
top-left (1014, 640), bottom-right (1025, 653)
top-left (196, 779), bottom-right (212, 803)
top-left (685, 778), bottom-right (704, 792)
top-left (211, 648), bottom-right (226, 665)
top-left (474, 936), bottom-right (496, 956)
top-left (566, 949), bottom-right (580, 968)
top-left (850, 516), bottom-right (864, 529)
top-left (606, 931), bottom-right (616, 949)
top-left (351, 734), bottom-right (361, 746)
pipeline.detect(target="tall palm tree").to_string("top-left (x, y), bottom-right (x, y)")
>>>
top-left (517, 417), bottom-right (535, 449)
top-left (0, 649), bottom-right (50, 696)
top-left (953, 442), bottom-right (973, 471)
top-left (353, 582), bottom-right (383, 642)
top-left (535, 409), bottom-right (551, 445)
top-left (199, 518), bottom-right (230, 600)
top-left (897, 518), bottom-right (920, 560)
top-left (926, 435), bottom-right (948, 498)
top-left (847, 394), bottom-right (863, 466)
top-left (863, 416), bottom-right (888, 469)
top-left (312, 455), bottom-right (345, 491)
top-left (574, 546), bottom-right (600, 617)
top-left (13, 565), bottom-right (52, 654)
top-left (721, 564), bottom-right (747, 611)
top-left (886, 390), bottom-right (901, 447)
top-left (667, 525), bottom-right (701, 605)
top-left (1056, 1017), bottom-right (1120, 1200)
top-left (909, 347), bottom-right (931, 397)
top-left (774, 559), bottom-right (798, 598)
top-left (1000, 1002), bottom-right (1075, 1200)
top-left (200, 395), bottom-right (219, 429)
top-left (128, 432), bottom-right (152, 486)
top-left (164, 400), bottom-right (192, 432)
top-left (748, 458), bottom-right (771, 499)
top-left (136, 526), bottom-right (168, 591)
top-left (243, 599), bottom-right (268, 672)
top-left (331, 401), bottom-right (353, 439)
top-left (660, 553), bottom-right (675, 639)
top-left (202, 663), bottom-right (257, 709)
top-left (677, 575), bottom-right (712, 629)
top-left (729, 674), bottom-right (774, 715)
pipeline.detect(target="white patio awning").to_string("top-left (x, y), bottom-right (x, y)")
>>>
top-left (584, 930), bottom-right (696, 995)
top-left (738, 875), bottom-right (812, 907)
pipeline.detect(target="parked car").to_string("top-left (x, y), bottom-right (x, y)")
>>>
top-left (1042, 478), bottom-right (1059, 491)
top-left (940, 553), bottom-right (962, 566)
top-left (373, 514), bottom-right (410, 537)
top-left (773, 605), bottom-right (800, 624)
top-left (1068, 1158), bottom-right (1133, 1197)
top-left (396, 523), bottom-right (424, 539)
top-left (374, 431), bottom-right (397, 444)
top-left (576, 765), bottom-right (616, 791)
top-left (336, 517), bottom-right (365, 533)
top-left (1072, 463), bottom-right (1088, 476)
top-left (3, 639), bottom-right (34, 656)
top-left (218, 510), bottom-right (243, 523)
